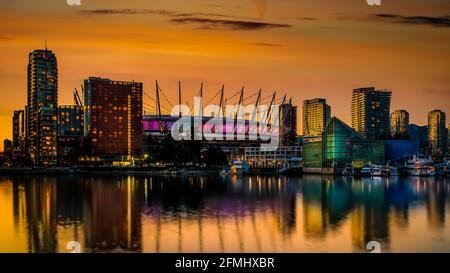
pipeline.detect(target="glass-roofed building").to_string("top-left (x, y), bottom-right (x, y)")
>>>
top-left (303, 117), bottom-right (385, 174)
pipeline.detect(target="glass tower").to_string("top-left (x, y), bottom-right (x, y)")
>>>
top-left (351, 87), bottom-right (391, 140)
top-left (26, 49), bottom-right (58, 165)
top-left (390, 110), bottom-right (409, 137)
top-left (428, 110), bottom-right (447, 156)
top-left (302, 98), bottom-right (331, 137)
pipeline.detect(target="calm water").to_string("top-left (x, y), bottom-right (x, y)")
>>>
top-left (0, 174), bottom-right (449, 253)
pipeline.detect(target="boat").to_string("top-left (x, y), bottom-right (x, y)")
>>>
top-left (279, 157), bottom-right (302, 174)
top-left (382, 164), bottom-right (399, 177)
top-left (405, 155), bottom-right (435, 176)
top-left (371, 165), bottom-right (382, 176)
top-left (342, 165), bottom-right (355, 176)
top-left (388, 166), bottom-right (399, 176)
top-left (230, 160), bottom-right (250, 175)
top-left (361, 165), bottom-right (373, 177)
top-left (444, 159), bottom-right (450, 176)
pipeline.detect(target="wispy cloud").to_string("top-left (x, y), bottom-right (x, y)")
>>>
top-left (170, 17), bottom-right (291, 30)
top-left (298, 17), bottom-right (317, 21)
top-left (252, 42), bottom-right (282, 47)
top-left (374, 14), bottom-right (450, 27)
top-left (78, 8), bottom-right (290, 31)
top-left (79, 9), bottom-right (175, 16)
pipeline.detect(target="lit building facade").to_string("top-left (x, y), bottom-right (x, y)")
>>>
top-left (351, 87), bottom-right (391, 139)
top-left (244, 146), bottom-right (302, 169)
top-left (26, 49), bottom-right (58, 165)
top-left (84, 77), bottom-right (143, 158)
top-left (302, 98), bottom-right (331, 137)
top-left (428, 110), bottom-right (447, 156)
top-left (12, 110), bottom-right (25, 152)
top-left (57, 105), bottom-right (84, 162)
top-left (280, 102), bottom-right (298, 146)
top-left (58, 105), bottom-right (84, 137)
top-left (390, 110), bottom-right (409, 137)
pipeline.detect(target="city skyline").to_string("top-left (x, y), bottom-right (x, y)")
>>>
top-left (1, 0), bottom-right (450, 151)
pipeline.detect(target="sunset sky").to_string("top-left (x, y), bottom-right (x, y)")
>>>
top-left (0, 0), bottom-right (449, 151)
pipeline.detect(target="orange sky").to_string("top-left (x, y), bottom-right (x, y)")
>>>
top-left (1, 0), bottom-right (449, 151)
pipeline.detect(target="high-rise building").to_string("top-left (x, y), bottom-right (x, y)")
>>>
top-left (58, 105), bottom-right (84, 137)
top-left (351, 87), bottom-right (391, 139)
top-left (280, 102), bottom-right (298, 146)
top-left (407, 124), bottom-right (429, 155)
top-left (26, 49), bottom-right (58, 165)
top-left (390, 110), bottom-right (409, 137)
top-left (84, 77), bottom-right (143, 158)
top-left (428, 110), bottom-right (447, 156)
top-left (12, 110), bottom-right (25, 152)
top-left (3, 139), bottom-right (14, 153)
top-left (448, 124), bottom-right (450, 156)
top-left (302, 98), bottom-right (331, 137)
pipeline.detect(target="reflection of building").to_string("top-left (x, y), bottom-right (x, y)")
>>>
top-left (17, 177), bottom-right (59, 252)
top-left (302, 176), bottom-right (353, 239)
top-left (83, 77), bottom-right (143, 158)
top-left (428, 110), bottom-right (447, 156)
top-left (303, 117), bottom-right (385, 173)
top-left (26, 49), bottom-right (58, 165)
top-left (84, 177), bottom-right (142, 252)
top-left (351, 87), bottom-right (391, 139)
top-left (390, 110), bottom-right (409, 137)
top-left (302, 98), bottom-right (331, 137)
top-left (351, 181), bottom-right (389, 251)
top-left (12, 110), bottom-right (25, 152)
top-left (426, 182), bottom-right (446, 231)
top-left (280, 102), bottom-right (298, 146)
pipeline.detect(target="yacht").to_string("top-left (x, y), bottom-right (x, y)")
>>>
top-left (279, 157), bottom-right (302, 174)
top-left (382, 164), bottom-right (399, 177)
top-left (405, 155), bottom-right (435, 176)
top-left (361, 165), bottom-right (373, 177)
top-left (230, 160), bottom-right (250, 175)
top-left (371, 165), bottom-right (383, 176)
top-left (444, 159), bottom-right (450, 176)
top-left (342, 165), bottom-right (355, 176)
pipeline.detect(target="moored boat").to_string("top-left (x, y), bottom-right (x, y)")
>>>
top-left (405, 155), bottom-right (435, 176)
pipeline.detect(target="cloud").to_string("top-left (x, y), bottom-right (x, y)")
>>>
top-left (79, 9), bottom-right (258, 20)
top-left (78, 8), bottom-right (290, 31)
top-left (170, 17), bottom-right (291, 30)
top-left (79, 9), bottom-right (175, 16)
top-left (375, 14), bottom-right (450, 27)
top-left (298, 17), bottom-right (317, 21)
top-left (252, 42), bottom-right (282, 47)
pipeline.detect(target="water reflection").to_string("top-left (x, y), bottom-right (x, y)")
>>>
top-left (0, 175), bottom-right (449, 253)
